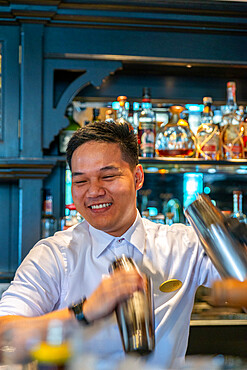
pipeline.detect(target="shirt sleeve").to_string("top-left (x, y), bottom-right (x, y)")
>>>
top-left (0, 241), bottom-right (66, 317)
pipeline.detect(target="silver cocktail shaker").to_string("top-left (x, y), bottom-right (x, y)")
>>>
top-left (185, 193), bottom-right (247, 281)
top-left (109, 255), bottom-right (155, 355)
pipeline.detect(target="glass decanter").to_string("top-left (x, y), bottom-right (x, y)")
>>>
top-left (155, 105), bottom-right (195, 157)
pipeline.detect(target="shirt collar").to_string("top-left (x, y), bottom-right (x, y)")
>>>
top-left (88, 211), bottom-right (146, 258)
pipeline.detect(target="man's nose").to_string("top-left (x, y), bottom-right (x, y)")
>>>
top-left (87, 180), bottom-right (105, 197)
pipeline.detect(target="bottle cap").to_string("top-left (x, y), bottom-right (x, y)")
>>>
top-left (65, 203), bottom-right (76, 210)
top-left (117, 96), bottom-right (127, 107)
top-left (233, 190), bottom-right (242, 195)
top-left (227, 81), bottom-right (236, 88)
top-left (203, 97), bottom-right (213, 105)
top-left (142, 87), bottom-right (151, 102)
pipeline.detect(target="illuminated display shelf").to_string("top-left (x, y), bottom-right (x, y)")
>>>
top-left (139, 158), bottom-right (247, 175)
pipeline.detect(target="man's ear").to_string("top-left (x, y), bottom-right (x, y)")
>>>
top-left (135, 164), bottom-right (144, 191)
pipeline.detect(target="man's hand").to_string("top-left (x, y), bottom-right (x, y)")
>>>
top-left (83, 269), bottom-right (144, 322)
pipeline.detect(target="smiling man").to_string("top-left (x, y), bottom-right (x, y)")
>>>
top-left (0, 122), bottom-right (220, 369)
top-left (70, 140), bottom-right (143, 236)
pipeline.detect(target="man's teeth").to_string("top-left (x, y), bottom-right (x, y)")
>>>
top-left (91, 203), bottom-right (112, 209)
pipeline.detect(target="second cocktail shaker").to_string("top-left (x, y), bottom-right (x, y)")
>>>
top-left (184, 193), bottom-right (247, 281)
top-left (110, 255), bottom-right (155, 356)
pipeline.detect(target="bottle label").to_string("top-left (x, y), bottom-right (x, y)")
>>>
top-left (241, 122), bottom-right (247, 149)
top-left (201, 144), bottom-right (217, 154)
top-left (44, 199), bottom-right (52, 215)
top-left (139, 117), bottom-right (153, 123)
top-left (231, 145), bottom-right (242, 155)
top-left (138, 123), bottom-right (155, 155)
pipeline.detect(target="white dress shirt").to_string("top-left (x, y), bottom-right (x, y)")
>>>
top-left (0, 212), bottom-right (220, 369)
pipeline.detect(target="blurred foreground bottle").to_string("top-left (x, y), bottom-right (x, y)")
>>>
top-left (30, 320), bottom-right (71, 369)
top-left (230, 190), bottom-right (247, 224)
top-left (59, 104), bottom-right (80, 155)
top-left (41, 189), bottom-right (57, 238)
top-left (138, 88), bottom-right (156, 157)
top-left (155, 105), bottom-right (195, 157)
top-left (220, 81), bottom-right (244, 159)
top-left (195, 97), bottom-right (220, 160)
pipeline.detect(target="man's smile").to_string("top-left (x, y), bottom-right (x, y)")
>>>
top-left (89, 202), bottom-right (112, 210)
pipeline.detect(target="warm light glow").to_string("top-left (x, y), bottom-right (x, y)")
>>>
top-left (158, 169), bottom-right (168, 174)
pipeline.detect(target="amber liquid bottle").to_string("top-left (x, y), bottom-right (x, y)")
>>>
top-left (41, 189), bottom-right (57, 238)
top-left (155, 105), bottom-right (195, 157)
top-left (220, 81), bottom-right (244, 159)
top-left (195, 97), bottom-right (220, 160)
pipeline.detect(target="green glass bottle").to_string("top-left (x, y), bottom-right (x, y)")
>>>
top-left (59, 104), bottom-right (81, 154)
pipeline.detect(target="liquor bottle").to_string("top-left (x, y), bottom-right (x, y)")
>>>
top-left (220, 81), bottom-right (244, 159)
top-left (105, 108), bottom-right (115, 123)
top-left (167, 197), bottom-right (181, 223)
top-left (30, 319), bottom-right (71, 369)
top-left (138, 88), bottom-right (156, 157)
top-left (59, 104), bottom-right (81, 154)
top-left (60, 203), bottom-right (83, 231)
top-left (195, 97), bottom-right (220, 160)
top-left (92, 108), bottom-right (101, 123)
top-left (230, 190), bottom-right (247, 224)
top-left (128, 102), bottom-right (138, 134)
top-left (239, 105), bottom-right (247, 158)
top-left (155, 105), bottom-right (195, 157)
top-left (115, 96), bottom-right (134, 132)
top-left (41, 189), bottom-right (57, 238)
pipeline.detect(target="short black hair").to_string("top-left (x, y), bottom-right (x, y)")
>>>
top-left (66, 122), bottom-right (139, 170)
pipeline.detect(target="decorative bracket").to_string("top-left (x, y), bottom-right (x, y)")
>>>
top-left (43, 59), bottom-right (122, 149)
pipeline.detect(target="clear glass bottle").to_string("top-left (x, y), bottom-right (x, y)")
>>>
top-left (155, 105), bottom-right (195, 157)
top-left (220, 81), bottom-right (244, 159)
top-left (41, 189), bottom-right (57, 238)
top-left (59, 104), bottom-right (81, 154)
top-left (105, 108), bottom-right (115, 123)
top-left (116, 96), bottom-right (134, 132)
top-left (128, 102), bottom-right (137, 134)
top-left (195, 97), bottom-right (220, 160)
top-left (138, 88), bottom-right (156, 157)
top-left (60, 203), bottom-right (83, 230)
top-left (230, 190), bottom-right (247, 224)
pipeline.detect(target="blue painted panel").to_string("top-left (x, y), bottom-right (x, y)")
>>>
top-left (20, 23), bottom-right (43, 157)
top-left (0, 182), bottom-right (19, 272)
top-left (19, 178), bottom-right (43, 260)
top-left (44, 26), bottom-right (247, 64)
top-left (0, 26), bottom-right (20, 157)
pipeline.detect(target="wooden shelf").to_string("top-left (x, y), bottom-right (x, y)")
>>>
top-left (140, 158), bottom-right (247, 175)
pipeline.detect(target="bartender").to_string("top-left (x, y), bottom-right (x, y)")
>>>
top-left (0, 122), bottom-right (220, 369)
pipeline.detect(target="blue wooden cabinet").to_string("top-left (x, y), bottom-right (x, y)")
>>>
top-left (1, 0), bottom-right (247, 277)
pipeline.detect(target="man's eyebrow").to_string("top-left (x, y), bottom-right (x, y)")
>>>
top-left (100, 166), bottom-right (121, 172)
top-left (72, 166), bottom-right (121, 177)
